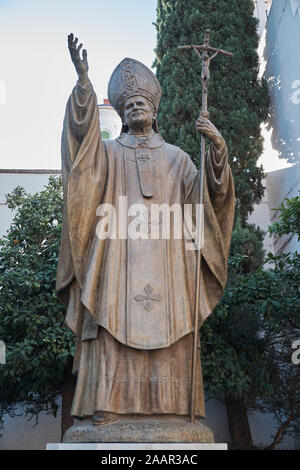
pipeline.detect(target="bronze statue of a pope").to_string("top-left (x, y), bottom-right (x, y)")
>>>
top-left (56, 34), bottom-right (235, 433)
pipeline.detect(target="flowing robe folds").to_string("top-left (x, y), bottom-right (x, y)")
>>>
top-left (56, 82), bottom-right (235, 418)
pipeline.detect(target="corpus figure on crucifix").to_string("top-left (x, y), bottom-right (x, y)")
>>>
top-left (56, 31), bottom-right (235, 437)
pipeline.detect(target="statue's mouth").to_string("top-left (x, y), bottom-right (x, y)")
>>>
top-left (131, 110), bottom-right (144, 118)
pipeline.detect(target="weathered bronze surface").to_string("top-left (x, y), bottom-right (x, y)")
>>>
top-left (63, 416), bottom-right (214, 443)
top-left (56, 33), bottom-right (235, 441)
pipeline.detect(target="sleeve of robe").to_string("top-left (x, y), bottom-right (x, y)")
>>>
top-left (183, 140), bottom-right (235, 325)
top-left (55, 80), bottom-right (107, 338)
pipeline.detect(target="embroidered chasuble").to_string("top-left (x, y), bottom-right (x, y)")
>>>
top-left (56, 76), bottom-right (235, 418)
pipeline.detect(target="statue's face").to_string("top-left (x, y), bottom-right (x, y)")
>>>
top-left (123, 95), bottom-right (156, 132)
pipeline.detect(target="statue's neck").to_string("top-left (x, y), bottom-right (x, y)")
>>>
top-left (117, 131), bottom-right (164, 149)
top-left (127, 128), bottom-right (154, 137)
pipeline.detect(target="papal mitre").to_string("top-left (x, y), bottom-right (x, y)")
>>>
top-left (108, 58), bottom-right (162, 122)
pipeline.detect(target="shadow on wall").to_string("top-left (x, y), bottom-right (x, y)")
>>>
top-left (264, 0), bottom-right (300, 166)
top-left (0, 400), bottom-right (61, 450)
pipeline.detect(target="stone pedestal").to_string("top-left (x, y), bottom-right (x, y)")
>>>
top-left (47, 443), bottom-right (227, 450)
top-left (62, 416), bottom-right (214, 444)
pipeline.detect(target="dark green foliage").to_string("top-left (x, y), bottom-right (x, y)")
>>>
top-left (229, 218), bottom-right (265, 278)
top-left (201, 250), bottom-right (300, 398)
top-left (201, 202), bottom-right (300, 448)
top-left (268, 191), bottom-right (300, 241)
top-left (0, 177), bottom-right (75, 429)
top-left (155, 0), bottom-right (269, 223)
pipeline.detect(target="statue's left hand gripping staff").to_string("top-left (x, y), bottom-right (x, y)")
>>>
top-left (178, 29), bottom-right (233, 424)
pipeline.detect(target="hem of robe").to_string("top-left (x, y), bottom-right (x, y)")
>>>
top-left (71, 327), bottom-right (205, 419)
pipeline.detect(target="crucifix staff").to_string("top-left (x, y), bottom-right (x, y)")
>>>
top-left (178, 29), bottom-right (233, 424)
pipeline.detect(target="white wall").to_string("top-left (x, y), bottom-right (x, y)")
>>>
top-left (0, 402), bottom-right (61, 450)
top-left (249, 165), bottom-right (300, 255)
top-left (266, 165), bottom-right (300, 254)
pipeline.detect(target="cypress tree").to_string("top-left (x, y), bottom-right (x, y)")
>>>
top-left (155, 0), bottom-right (269, 448)
top-left (155, 0), bottom-right (269, 224)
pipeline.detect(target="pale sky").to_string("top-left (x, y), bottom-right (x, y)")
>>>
top-left (0, 0), bottom-right (157, 169)
top-left (0, 0), bottom-right (291, 173)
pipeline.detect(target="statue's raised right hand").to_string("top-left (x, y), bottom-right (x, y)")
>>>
top-left (68, 33), bottom-right (89, 80)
